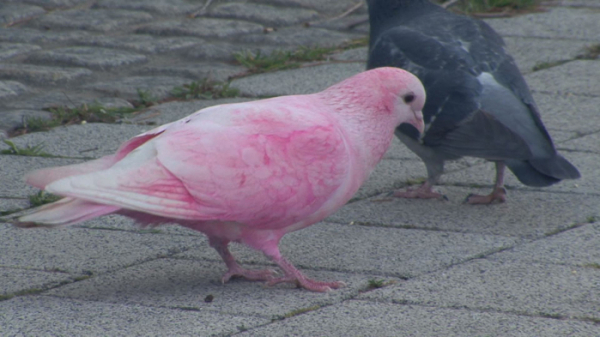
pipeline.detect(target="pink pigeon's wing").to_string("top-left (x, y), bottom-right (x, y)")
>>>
top-left (45, 101), bottom-right (355, 229)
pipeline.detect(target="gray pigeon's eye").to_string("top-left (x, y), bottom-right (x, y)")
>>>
top-left (403, 93), bottom-right (415, 104)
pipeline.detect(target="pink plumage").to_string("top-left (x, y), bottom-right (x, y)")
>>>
top-left (16, 67), bottom-right (425, 292)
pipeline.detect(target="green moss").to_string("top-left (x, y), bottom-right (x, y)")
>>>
top-left (171, 79), bottom-right (239, 100)
top-left (28, 191), bottom-right (62, 207)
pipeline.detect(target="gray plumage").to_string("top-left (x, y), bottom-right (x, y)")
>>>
top-left (367, 0), bottom-right (580, 202)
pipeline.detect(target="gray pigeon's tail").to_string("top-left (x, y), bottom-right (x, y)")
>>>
top-left (506, 154), bottom-right (580, 187)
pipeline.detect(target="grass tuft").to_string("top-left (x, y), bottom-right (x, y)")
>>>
top-left (577, 44), bottom-right (600, 60)
top-left (234, 46), bottom-right (337, 74)
top-left (1, 140), bottom-right (53, 157)
top-left (532, 60), bottom-right (570, 72)
top-left (447, 0), bottom-right (540, 13)
top-left (28, 191), bottom-right (62, 207)
top-left (171, 79), bottom-right (239, 100)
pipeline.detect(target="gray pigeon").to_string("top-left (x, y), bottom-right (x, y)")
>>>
top-left (367, 0), bottom-right (580, 204)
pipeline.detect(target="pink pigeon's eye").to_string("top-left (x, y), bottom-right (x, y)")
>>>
top-left (403, 93), bottom-right (415, 104)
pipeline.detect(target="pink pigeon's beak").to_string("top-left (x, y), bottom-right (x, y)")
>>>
top-left (410, 109), bottom-right (425, 134)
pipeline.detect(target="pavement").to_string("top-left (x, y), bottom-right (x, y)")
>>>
top-left (0, 0), bottom-right (599, 336)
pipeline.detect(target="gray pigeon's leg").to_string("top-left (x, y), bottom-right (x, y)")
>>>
top-left (465, 161), bottom-right (507, 204)
top-left (393, 158), bottom-right (445, 199)
top-left (209, 238), bottom-right (276, 283)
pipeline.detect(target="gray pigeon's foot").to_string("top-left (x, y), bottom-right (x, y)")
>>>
top-left (222, 266), bottom-right (277, 283)
top-left (393, 183), bottom-right (445, 200)
top-left (465, 187), bottom-right (507, 204)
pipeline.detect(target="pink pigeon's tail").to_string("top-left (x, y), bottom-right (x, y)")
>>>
top-left (14, 197), bottom-right (120, 228)
top-left (25, 155), bottom-right (117, 189)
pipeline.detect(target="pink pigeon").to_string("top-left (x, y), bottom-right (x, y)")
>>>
top-left (15, 67), bottom-right (425, 292)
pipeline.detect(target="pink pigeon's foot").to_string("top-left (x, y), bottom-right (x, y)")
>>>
top-left (266, 255), bottom-right (345, 292)
top-left (267, 275), bottom-right (345, 292)
top-left (392, 182), bottom-right (446, 200)
top-left (221, 266), bottom-right (277, 283)
top-left (465, 187), bottom-right (507, 204)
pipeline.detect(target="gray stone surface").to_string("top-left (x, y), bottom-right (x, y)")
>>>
top-left (70, 34), bottom-right (204, 55)
top-left (0, 3), bottom-right (45, 26)
top-left (329, 188), bottom-right (599, 239)
top-left (232, 62), bottom-right (364, 97)
top-left (0, 109), bottom-right (51, 133)
top-left (240, 300), bottom-right (600, 337)
top-left (0, 28), bottom-right (90, 44)
top-left (0, 81), bottom-right (29, 101)
top-left (489, 222), bottom-right (600, 267)
top-left (0, 267), bottom-right (71, 296)
top-left (138, 62), bottom-right (245, 82)
top-left (0, 3), bottom-right (598, 336)
top-left (0, 224), bottom-right (201, 274)
top-left (239, 27), bottom-right (360, 47)
top-left (84, 76), bottom-right (191, 101)
top-left (561, 131), bottom-right (600, 153)
top-left (503, 36), bottom-right (590, 74)
top-left (136, 18), bottom-right (265, 38)
top-left (484, 7), bottom-right (600, 41)
top-left (26, 46), bottom-right (148, 70)
top-left (0, 42), bottom-right (41, 61)
top-left (93, 0), bottom-right (200, 15)
top-left (0, 296), bottom-right (263, 336)
top-left (46, 258), bottom-right (375, 318)
top-left (0, 64), bottom-right (93, 85)
top-left (209, 3), bottom-right (318, 27)
top-left (32, 9), bottom-right (154, 32)
top-left (360, 259), bottom-right (600, 321)
top-left (526, 60), bottom-right (600, 96)
top-left (179, 222), bottom-right (520, 278)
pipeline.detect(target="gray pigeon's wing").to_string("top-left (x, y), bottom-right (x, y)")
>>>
top-left (368, 24), bottom-right (531, 160)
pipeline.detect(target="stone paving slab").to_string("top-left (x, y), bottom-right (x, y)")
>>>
top-left (232, 62), bottom-right (364, 97)
top-left (70, 34), bottom-right (204, 55)
top-left (0, 267), bottom-right (71, 297)
top-left (0, 156), bottom-right (83, 198)
top-left (483, 7), bottom-right (600, 41)
top-left (502, 36), bottom-right (591, 74)
top-left (0, 198), bottom-right (29, 214)
top-left (329, 187), bottom-right (598, 238)
top-left (239, 300), bottom-right (600, 337)
top-left (489, 222), bottom-right (600, 267)
top-left (93, 0), bottom-right (201, 16)
top-left (45, 258), bottom-right (377, 318)
top-left (208, 2), bottom-right (319, 27)
top-left (137, 62), bottom-right (245, 82)
top-left (0, 123), bottom-right (150, 158)
top-left (533, 92), bottom-right (600, 134)
top-left (238, 27), bottom-right (360, 47)
top-left (136, 18), bottom-right (265, 39)
top-left (178, 222), bottom-right (520, 278)
top-left (0, 42), bottom-right (41, 61)
top-left (0, 27), bottom-right (91, 45)
top-left (0, 224), bottom-right (201, 275)
top-left (26, 46), bottom-right (148, 70)
top-left (5, 91), bottom-right (132, 111)
top-left (0, 80), bottom-right (30, 101)
top-left (0, 3), bottom-right (46, 27)
top-left (360, 259), bottom-right (600, 321)
top-left (137, 98), bottom-right (255, 125)
top-left (0, 296), bottom-right (264, 336)
top-left (83, 75), bottom-right (192, 101)
top-left (0, 64), bottom-right (93, 85)
top-left (526, 60), bottom-right (600, 96)
top-left (561, 131), bottom-right (600, 153)
top-left (32, 9), bottom-right (154, 32)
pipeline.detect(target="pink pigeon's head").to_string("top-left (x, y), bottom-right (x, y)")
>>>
top-left (370, 67), bottom-right (425, 134)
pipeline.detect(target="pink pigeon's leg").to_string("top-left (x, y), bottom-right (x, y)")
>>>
top-left (209, 238), bottom-right (276, 283)
top-left (264, 251), bottom-right (344, 292)
top-left (392, 181), bottom-right (445, 199)
top-left (465, 162), bottom-right (507, 204)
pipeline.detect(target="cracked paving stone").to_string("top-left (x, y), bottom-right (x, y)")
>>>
top-left (0, 64), bottom-right (93, 85)
top-left (0, 42), bottom-right (41, 61)
top-left (32, 9), bottom-right (153, 32)
top-left (0, 268), bottom-right (72, 297)
top-left (239, 27), bottom-right (360, 47)
top-left (185, 41), bottom-right (280, 62)
top-left (5, 91), bottom-right (132, 111)
top-left (137, 62), bottom-right (245, 83)
top-left (208, 3), bottom-right (318, 27)
top-left (136, 18), bottom-right (264, 39)
top-left (0, 3), bottom-right (45, 26)
top-left (26, 46), bottom-right (147, 70)
top-left (0, 28), bottom-right (91, 45)
top-left (71, 34), bottom-right (204, 55)
top-left (254, 0), bottom-right (368, 17)
top-left (93, 0), bottom-right (200, 15)
top-left (0, 109), bottom-right (51, 133)
top-left (84, 76), bottom-right (191, 101)
top-left (17, 0), bottom-right (91, 9)
top-left (0, 81), bottom-right (30, 101)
